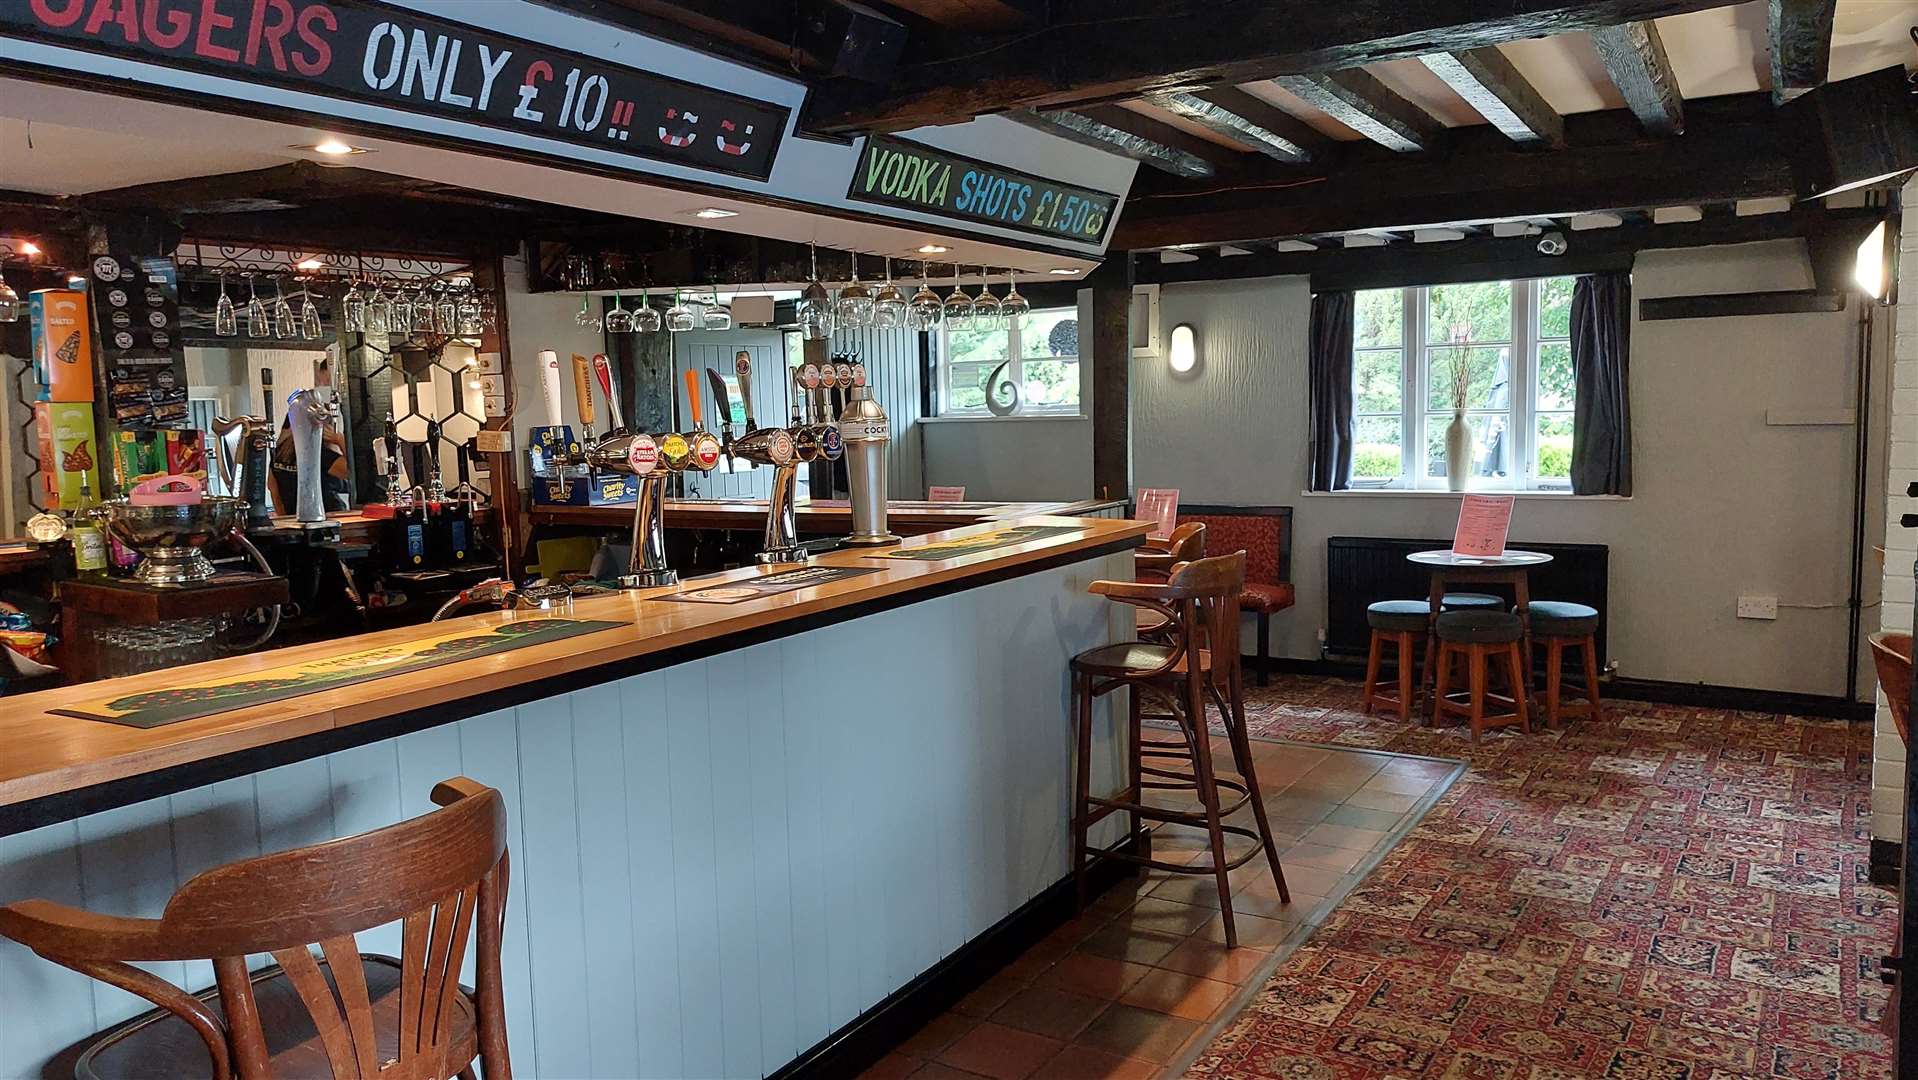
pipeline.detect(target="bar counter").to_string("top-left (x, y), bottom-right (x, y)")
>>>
top-left (0, 515), bottom-right (1147, 1078)
top-left (533, 496), bottom-right (1129, 536)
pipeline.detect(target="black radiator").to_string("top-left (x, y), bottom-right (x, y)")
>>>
top-left (1325, 536), bottom-right (1610, 665)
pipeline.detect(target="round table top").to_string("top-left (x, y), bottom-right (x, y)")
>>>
top-left (1408, 548), bottom-right (1553, 568)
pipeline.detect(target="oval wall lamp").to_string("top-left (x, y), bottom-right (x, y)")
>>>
top-left (1168, 323), bottom-right (1198, 373)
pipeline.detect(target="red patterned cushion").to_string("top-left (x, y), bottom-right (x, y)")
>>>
top-left (1181, 513), bottom-right (1284, 586)
top-left (1238, 582), bottom-right (1295, 613)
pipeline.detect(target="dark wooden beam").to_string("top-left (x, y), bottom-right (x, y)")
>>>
top-left (801, 0), bottom-right (1730, 135)
top-left (1131, 205), bottom-right (1881, 290)
top-left (1113, 94), bottom-right (1789, 249)
top-left (1769, 0), bottom-right (1837, 102)
top-left (1639, 289), bottom-right (1846, 320)
top-left (1192, 87), bottom-right (1338, 159)
top-left (1272, 71), bottom-right (1443, 152)
top-left (1007, 109), bottom-right (1220, 178)
top-left (1590, 21), bottom-right (1685, 135)
top-left (1086, 257), bottom-right (1132, 501)
top-left (1144, 91), bottom-right (1317, 163)
top-left (1418, 47), bottom-right (1566, 146)
top-left (880, 0), bottom-right (1038, 30)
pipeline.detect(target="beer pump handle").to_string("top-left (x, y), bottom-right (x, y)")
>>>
top-left (571, 354), bottom-right (595, 433)
top-left (792, 368), bottom-right (809, 424)
top-left (259, 368), bottom-right (275, 426)
top-left (593, 353), bottom-right (626, 433)
top-left (684, 368), bottom-right (704, 429)
top-left (537, 350), bottom-right (564, 429)
top-left (735, 351), bottom-right (757, 431)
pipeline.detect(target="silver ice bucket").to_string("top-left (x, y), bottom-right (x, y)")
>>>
top-left (90, 497), bottom-right (249, 586)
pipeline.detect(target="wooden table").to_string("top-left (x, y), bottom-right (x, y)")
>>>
top-left (1408, 548), bottom-right (1554, 718)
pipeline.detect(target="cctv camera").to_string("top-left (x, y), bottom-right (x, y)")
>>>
top-left (1537, 230), bottom-right (1568, 256)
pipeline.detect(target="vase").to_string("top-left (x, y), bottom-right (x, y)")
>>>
top-left (1445, 411), bottom-right (1472, 492)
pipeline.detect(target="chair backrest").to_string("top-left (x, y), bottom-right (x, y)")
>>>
top-left (1166, 551), bottom-right (1247, 677)
top-left (1177, 506), bottom-right (1291, 586)
top-left (0, 778), bottom-right (511, 1080)
top-left (1871, 631), bottom-right (1912, 744)
top-left (1163, 521), bottom-right (1206, 563)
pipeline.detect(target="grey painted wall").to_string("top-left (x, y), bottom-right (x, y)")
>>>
top-left (1129, 240), bottom-right (1885, 698)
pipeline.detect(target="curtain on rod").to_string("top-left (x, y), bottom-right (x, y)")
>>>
top-left (1569, 272), bottom-right (1633, 496)
top-left (1308, 290), bottom-right (1355, 492)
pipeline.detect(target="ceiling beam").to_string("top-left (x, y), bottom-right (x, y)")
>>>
top-left (880, 0), bottom-right (1038, 30)
top-left (1417, 47), bottom-right (1566, 146)
top-left (1768, 0), bottom-right (1837, 102)
top-left (1142, 91), bottom-right (1317, 163)
top-left (800, 0), bottom-right (1731, 135)
top-left (1006, 110), bottom-right (1218, 178)
top-left (1112, 94), bottom-right (1791, 248)
top-left (1272, 71), bottom-right (1443, 152)
top-left (1590, 20), bottom-right (1685, 135)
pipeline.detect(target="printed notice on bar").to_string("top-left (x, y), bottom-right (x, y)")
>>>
top-left (1136, 488), bottom-right (1179, 539)
top-left (1451, 494), bottom-right (1515, 558)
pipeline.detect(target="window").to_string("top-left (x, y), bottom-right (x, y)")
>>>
top-left (938, 307), bottom-right (1081, 416)
top-left (1350, 277), bottom-right (1576, 490)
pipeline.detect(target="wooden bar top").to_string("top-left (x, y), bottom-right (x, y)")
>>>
top-left (533, 497), bottom-right (1126, 534)
top-left (0, 516), bottom-right (1149, 822)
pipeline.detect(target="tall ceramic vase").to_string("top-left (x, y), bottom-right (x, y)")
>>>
top-left (1445, 410), bottom-right (1472, 492)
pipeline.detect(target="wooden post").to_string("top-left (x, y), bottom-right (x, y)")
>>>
top-left (1087, 257), bottom-right (1131, 503)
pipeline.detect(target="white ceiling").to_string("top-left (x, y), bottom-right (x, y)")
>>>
top-left (1167, 0), bottom-right (1918, 146)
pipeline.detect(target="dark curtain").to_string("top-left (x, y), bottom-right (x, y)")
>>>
top-left (1569, 272), bottom-right (1633, 496)
top-left (1308, 290), bottom-right (1356, 491)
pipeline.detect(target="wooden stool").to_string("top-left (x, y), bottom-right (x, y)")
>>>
top-left (1433, 611), bottom-right (1530, 744)
top-left (0, 778), bottom-right (512, 1080)
top-left (1362, 600), bottom-right (1430, 721)
top-left (1070, 552), bottom-right (1290, 949)
top-left (1440, 592), bottom-right (1503, 612)
top-left (1529, 600), bottom-right (1603, 727)
top-left (1134, 522), bottom-right (1205, 640)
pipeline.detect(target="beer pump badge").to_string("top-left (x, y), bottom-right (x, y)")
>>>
top-left (768, 429), bottom-right (796, 466)
top-left (821, 424), bottom-right (845, 460)
top-left (834, 362), bottom-right (853, 386)
top-left (801, 363), bottom-right (821, 389)
top-left (659, 432), bottom-right (692, 470)
top-left (818, 364), bottom-right (838, 390)
top-left (627, 432), bottom-right (658, 475)
top-left (851, 363), bottom-right (868, 387)
top-left (692, 432), bottom-right (724, 470)
top-left (735, 352), bottom-right (751, 377)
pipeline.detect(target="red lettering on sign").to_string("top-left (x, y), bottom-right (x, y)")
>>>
top-left (290, 3), bottom-right (332, 76)
top-left (83, 0), bottom-right (139, 42)
top-left (29, 0), bottom-right (89, 28)
top-left (522, 59), bottom-right (552, 87)
top-left (193, 0), bottom-right (239, 61)
top-left (243, 0), bottom-right (290, 69)
top-left (141, 0), bottom-right (193, 48)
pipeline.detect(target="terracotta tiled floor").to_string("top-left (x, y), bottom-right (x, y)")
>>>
top-left (860, 735), bottom-right (1459, 1080)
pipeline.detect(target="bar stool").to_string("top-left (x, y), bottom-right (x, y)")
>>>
top-left (0, 778), bottom-right (512, 1080)
top-left (1070, 552), bottom-right (1290, 948)
top-left (1440, 592), bottom-right (1504, 612)
top-left (1135, 523), bottom-right (1205, 641)
top-left (1528, 600), bottom-right (1603, 727)
top-left (1433, 611), bottom-right (1530, 743)
top-left (1362, 600), bottom-right (1429, 721)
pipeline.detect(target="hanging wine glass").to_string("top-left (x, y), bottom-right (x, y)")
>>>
top-left (633, 287), bottom-right (662, 333)
top-left (434, 282), bottom-right (460, 334)
top-left (457, 285), bottom-right (483, 336)
top-left (574, 294), bottom-right (601, 331)
top-left (297, 284), bottom-right (322, 340)
top-left (907, 260), bottom-right (943, 331)
top-left (1002, 269), bottom-right (1030, 330)
top-left (702, 284), bottom-right (732, 331)
top-left (872, 257), bottom-right (907, 330)
top-left (604, 293), bottom-right (635, 334)
top-left (410, 285), bottom-right (436, 334)
top-left (972, 266), bottom-right (1002, 331)
top-left (214, 273), bottom-right (238, 336)
top-left (835, 251), bottom-right (874, 329)
top-left (942, 263), bottom-right (974, 330)
top-left (271, 278), bottom-right (296, 338)
top-left (244, 274), bottom-right (269, 337)
top-left (389, 284), bottom-right (414, 335)
top-left (798, 244), bottom-right (834, 341)
top-left (0, 267), bottom-right (15, 325)
top-left (340, 276), bottom-right (365, 334)
top-left (665, 289), bottom-right (697, 333)
top-left (477, 289), bottom-right (497, 331)
top-left (365, 281), bottom-right (392, 335)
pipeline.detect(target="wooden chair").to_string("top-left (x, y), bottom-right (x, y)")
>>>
top-left (1135, 523), bottom-right (1204, 639)
top-left (0, 778), bottom-right (512, 1080)
top-left (1173, 507), bottom-right (1294, 686)
top-left (1070, 552), bottom-right (1290, 948)
top-left (1432, 612), bottom-right (1530, 744)
top-left (1872, 631), bottom-right (1912, 744)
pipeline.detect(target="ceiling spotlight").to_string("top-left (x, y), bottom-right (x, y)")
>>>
top-left (302, 138), bottom-right (365, 156)
top-left (917, 244), bottom-right (950, 254)
top-left (19, 241), bottom-right (40, 256)
top-left (692, 207), bottom-right (738, 219)
top-left (295, 258), bottom-right (324, 270)
top-left (1536, 230), bottom-right (1568, 256)
top-left (1048, 268), bottom-right (1080, 275)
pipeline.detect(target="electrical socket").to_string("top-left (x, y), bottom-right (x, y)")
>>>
top-left (1736, 595), bottom-right (1778, 620)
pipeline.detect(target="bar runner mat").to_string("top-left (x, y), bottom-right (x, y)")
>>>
top-left (52, 618), bottom-right (628, 729)
top-left (659, 565), bottom-right (881, 604)
top-left (879, 524), bottom-right (1077, 560)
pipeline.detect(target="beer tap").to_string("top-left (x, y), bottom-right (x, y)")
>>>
top-left (423, 416), bottom-right (448, 507)
top-left (373, 412), bottom-right (411, 507)
top-left (840, 361), bottom-right (897, 544)
top-left (571, 352), bottom-right (671, 587)
top-left (710, 352), bottom-right (803, 564)
top-left (571, 353), bottom-right (597, 443)
top-left (536, 348), bottom-right (585, 501)
top-left (286, 359), bottom-right (340, 526)
top-left (213, 368), bottom-right (275, 529)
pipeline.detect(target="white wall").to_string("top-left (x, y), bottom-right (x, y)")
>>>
top-left (1133, 240), bottom-right (1882, 698)
top-left (1872, 179), bottom-right (1918, 845)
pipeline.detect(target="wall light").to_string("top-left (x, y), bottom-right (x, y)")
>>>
top-left (309, 138), bottom-right (363, 156)
top-left (1855, 219), bottom-right (1892, 301)
top-left (692, 207), bottom-right (738, 219)
top-left (1168, 323), bottom-right (1197, 373)
top-left (917, 244), bottom-right (949, 254)
top-left (19, 241), bottom-right (39, 256)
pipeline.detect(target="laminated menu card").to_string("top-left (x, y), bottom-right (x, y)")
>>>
top-left (1451, 494), bottom-right (1515, 558)
top-left (1136, 488), bottom-right (1179, 539)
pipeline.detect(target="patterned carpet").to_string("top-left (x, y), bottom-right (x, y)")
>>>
top-left (1184, 674), bottom-right (1894, 1080)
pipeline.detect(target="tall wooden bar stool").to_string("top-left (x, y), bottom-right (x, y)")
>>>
top-left (1433, 611), bottom-right (1530, 744)
top-left (1134, 523), bottom-right (1205, 641)
top-left (1070, 552), bottom-right (1290, 948)
top-left (1529, 600), bottom-right (1603, 727)
top-left (1362, 600), bottom-right (1430, 721)
top-left (0, 778), bottom-right (512, 1080)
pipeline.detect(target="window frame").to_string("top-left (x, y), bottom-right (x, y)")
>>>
top-left (936, 307), bottom-right (1083, 418)
top-left (1349, 277), bottom-right (1574, 492)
